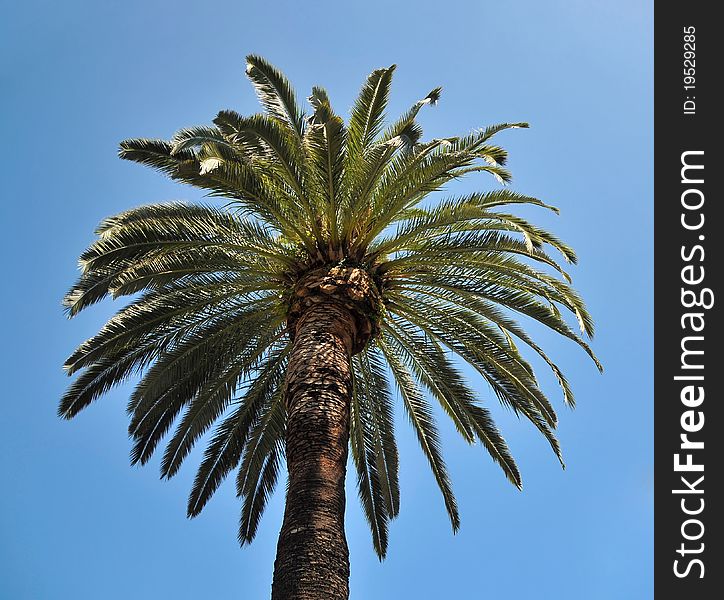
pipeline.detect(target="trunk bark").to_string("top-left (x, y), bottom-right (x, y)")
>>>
top-left (271, 301), bottom-right (356, 600)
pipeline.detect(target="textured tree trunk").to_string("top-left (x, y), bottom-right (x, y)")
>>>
top-left (271, 300), bottom-right (356, 600)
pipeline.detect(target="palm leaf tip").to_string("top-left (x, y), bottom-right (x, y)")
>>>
top-left (425, 87), bottom-right (442, 105)
top-left (57, 394), bottom-right (74, 419)
top-left (62, 290), bottom-right (80, 318)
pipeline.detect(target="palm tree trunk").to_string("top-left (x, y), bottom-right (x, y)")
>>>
top-left (271, 300), bottom-right (356, 600)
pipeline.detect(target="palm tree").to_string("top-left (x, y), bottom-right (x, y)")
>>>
top-left (61, 55), bottom-right (601, 600)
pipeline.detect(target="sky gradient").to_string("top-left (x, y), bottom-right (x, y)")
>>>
top-left (1, 1), bottom-right (652, 598)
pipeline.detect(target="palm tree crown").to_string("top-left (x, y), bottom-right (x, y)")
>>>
top-left (62, 55), bottom-right (601, 559)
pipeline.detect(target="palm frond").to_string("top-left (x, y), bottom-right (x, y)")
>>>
top-left (351, 346), bottom-right (399, 558)
top-left (379, 335), bottom-right (460, 532)
top-left (304, 88), bottom-right (347, 245)
top-left (246, 54), bottom-right (306, 140)
top-left (347, 65), bottom-right (396, 156)
top-left (237, 385), bottom-right (286, 545)
top-left (187, 347), bottom-right (289, 517)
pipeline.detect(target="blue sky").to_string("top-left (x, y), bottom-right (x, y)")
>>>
top-left (1, 1), bottom-right (652, 598)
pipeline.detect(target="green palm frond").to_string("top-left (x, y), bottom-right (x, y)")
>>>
top-left (386, 296), bottom-right (563, 462)
top-left (303, 88), bottom-right (347, 245)
top-left (63, 56), bottom-right (600, 556)
top-left (127, 304), bottom-right (282, 467)
top-left (160, 329), bottom-right (285, 479)
top-left (347, 66), bottom-right (396, 158)
top-left (351, 346), bottom-right (399, 558)
top-left (237, 383), bottom-right (286, 545)
top-left (380, 335), bottom-right (460, 531)
top-left (170, 125), bottom-right (228, 152)
top-left (188, 346), bottom-right (289, 517)
top-left (245, 54), bottom-right (306, 141)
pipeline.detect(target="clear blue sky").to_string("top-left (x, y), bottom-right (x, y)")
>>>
top-left (1, 1), bottom-right (652, 598)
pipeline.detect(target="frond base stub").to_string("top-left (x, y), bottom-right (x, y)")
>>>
top-left (286, 266), bottom-right (383, 354)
